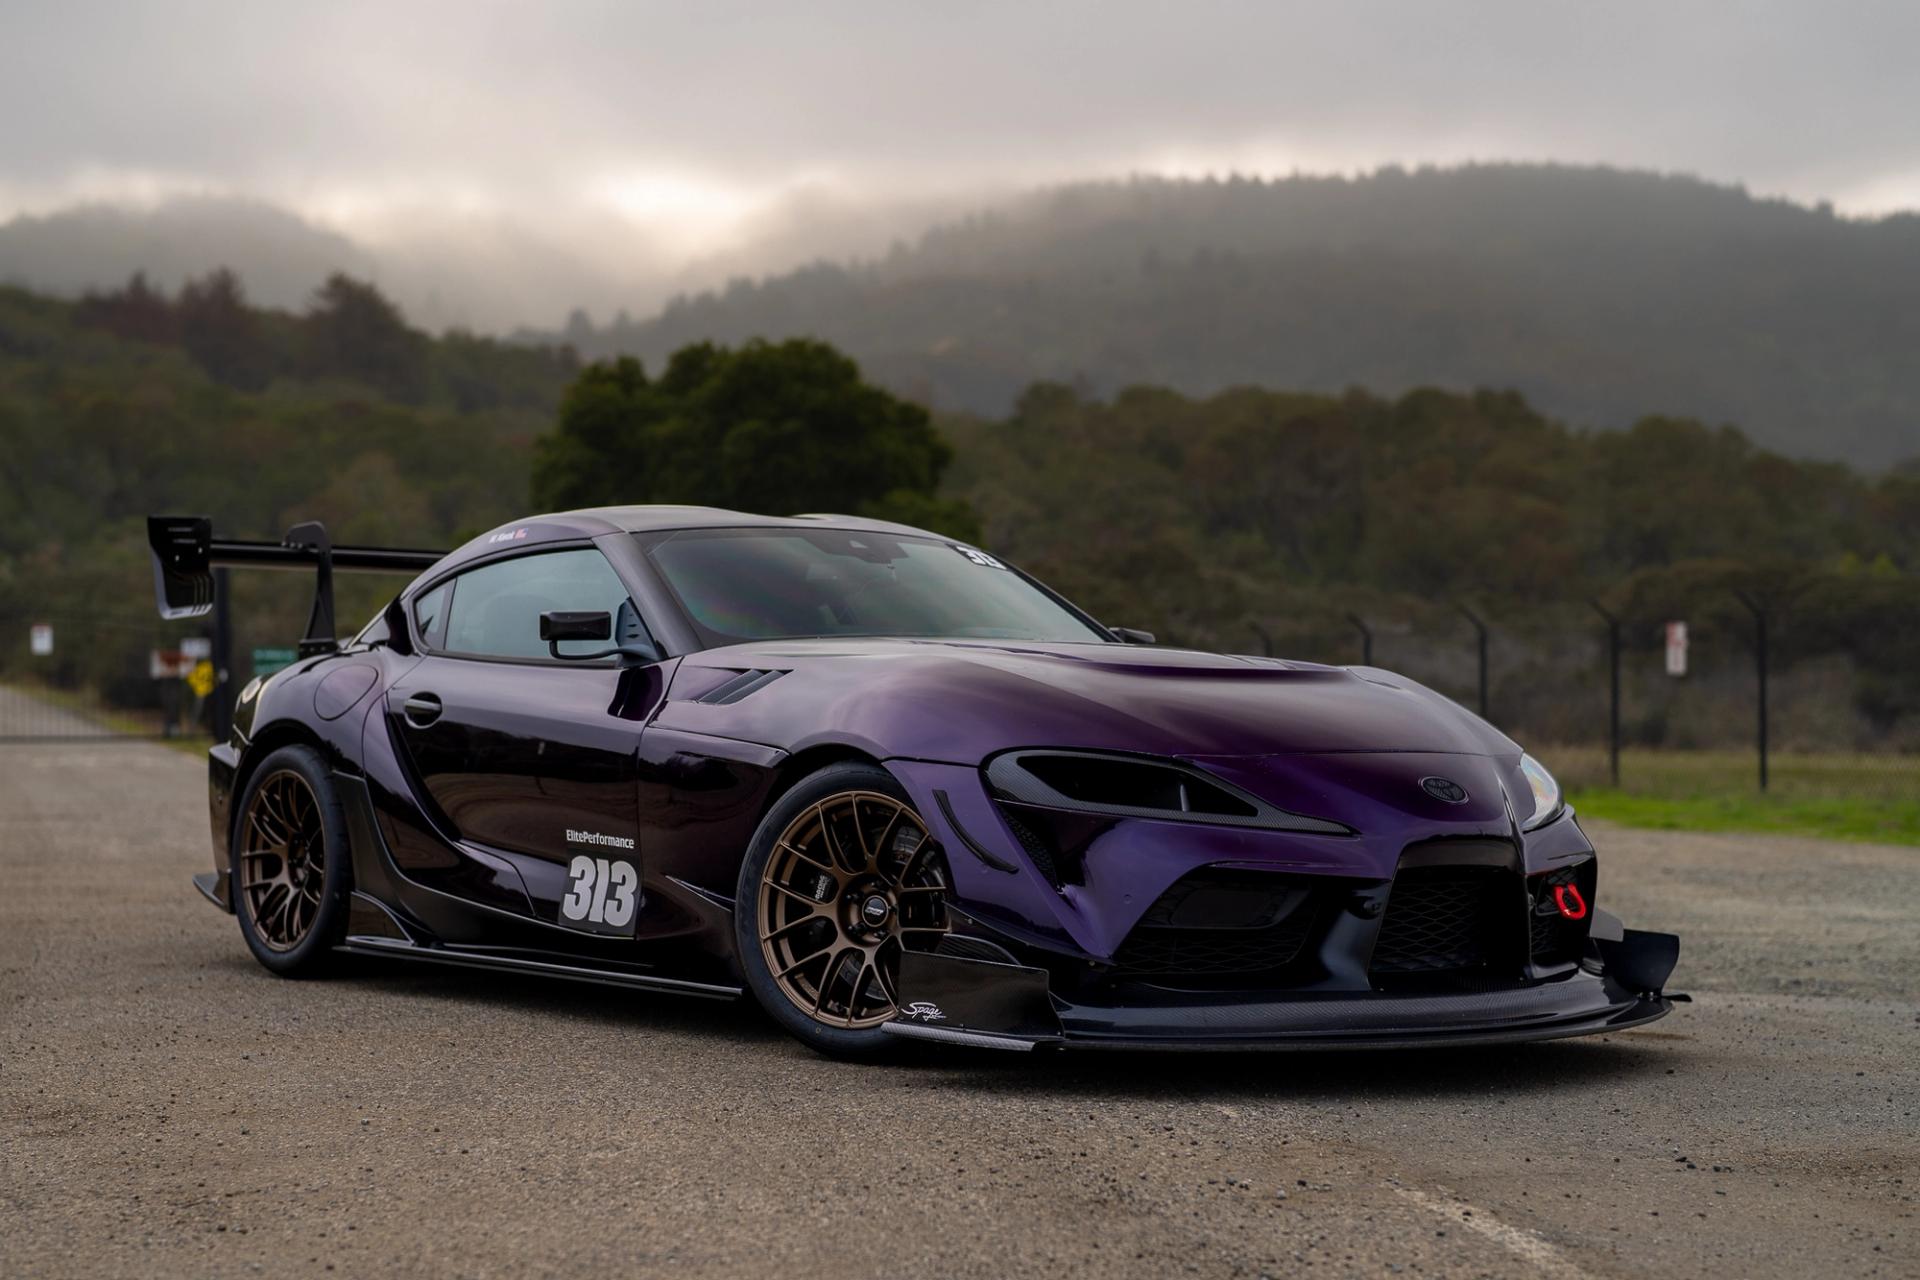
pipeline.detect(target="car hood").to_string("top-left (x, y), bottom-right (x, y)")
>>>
top-left (656, 638), bottom-right (1517, 763)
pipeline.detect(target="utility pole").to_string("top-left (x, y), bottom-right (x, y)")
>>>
top-left (1589, 598), bottom-right (1621, 787)
top-left (1734, 590), bottom-right (1769, 791)
top-left (1346, 613), bottom-right (1373, 667)
top-left (1456, 604), bottom-right (1489, 719)
top-left (211, 568), bottom-right (233, 742)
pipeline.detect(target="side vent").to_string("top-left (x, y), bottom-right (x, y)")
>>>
top-left (695, 669), bottom-right (786, 705)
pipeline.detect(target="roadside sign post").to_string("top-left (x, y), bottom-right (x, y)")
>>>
top-left (1664, 622), bottom-right (1688, 677)
top-left (1590, 600), bottom-right (1622, 787)
top-left (1733, 593), bottom-right (1769, 792)
top-left (211, 568), bottom-right (233, 741)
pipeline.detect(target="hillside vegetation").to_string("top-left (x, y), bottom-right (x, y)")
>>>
top-left (2, 275), bottom-right (1915, 748)
top-left (0, 277), bottom-right (570, 697)
top-left (568, 165), bottom-right (1920, 469)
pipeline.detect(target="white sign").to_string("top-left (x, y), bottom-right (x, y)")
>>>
top-left (1664, 621), bottom-right (1689, 677)
top-left (29, 624), bottom-right (53, 656)
top-left (181, 637), bottom-right (213, 660)
top-left (150, 649), bottom-right (194, 680)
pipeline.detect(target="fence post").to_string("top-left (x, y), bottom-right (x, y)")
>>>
top-left (1456, 604), bottom-right (1489, 718)
top-left (1249, 621), bottom-right (1273, 657)
top-left (1734, 590), bottom-right (1769, 791)
top-left (210, 568), bottom-right (233, 742)
top-left (1589, 599), bottom-right (1621, 787)
top-left (1346, 613), bottom-right (1373, 666)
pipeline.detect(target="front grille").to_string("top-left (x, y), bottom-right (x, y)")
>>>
top-left (1371, 867), bottom-right (1515, 974)
top-left (1113, 869), bottom-right (1323, 979)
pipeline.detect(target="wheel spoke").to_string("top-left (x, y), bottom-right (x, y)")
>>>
top-left (774, 945), bottom-right (834, 981)
top-left (871, 806), bottom-right (904, 867)
top-left (760, 915), bottom-right (825, 945)
top-left (812, 948), bottom-right (850, 1015)
top-left (249, 803), bottom-right (288, 846)
top-left (779, 839), bottom-right (837, 875)
top-left (259, 786), bottom-right (298, 841)
top-left (765, 879), bottom-right (834, 914)
top-left (845, 957), bottom-right (877, 1025)
top-left (814, 804), bottom-right (848, 872)
top-left (892, 831), bottom-right (931, 885)
top-left (875, 960), bottom-right (899, 1009)
top-left (849, 796), bottom-right (871, 864)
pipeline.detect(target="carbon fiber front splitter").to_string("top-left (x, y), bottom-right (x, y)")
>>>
top-left (882, 944), bottom-right (1679, 1052)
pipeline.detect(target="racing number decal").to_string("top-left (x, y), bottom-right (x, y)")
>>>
top-left (561, 854), bottom-right (639, 935)
top-left (953, 545), bottom-right (1006, 569)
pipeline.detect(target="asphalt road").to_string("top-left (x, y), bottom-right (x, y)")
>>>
top-left (2, 739), bottom-right (1915, 1279)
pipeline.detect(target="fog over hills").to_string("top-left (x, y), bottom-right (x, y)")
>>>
top-left (0, 187), bottom-right (977, 332)
top-left (7, 163), bottom-right (1919, 468)
top-left (582, 165), bottom-right (1920, 469)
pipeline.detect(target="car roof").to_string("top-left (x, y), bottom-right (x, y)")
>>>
top-left (435, 505), bottom-right (950, 571)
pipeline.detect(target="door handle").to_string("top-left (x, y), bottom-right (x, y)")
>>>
top-left (401, 692), bottom-right (443, 727)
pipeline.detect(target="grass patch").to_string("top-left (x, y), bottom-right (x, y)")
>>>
top-left (1571, 787), bottom-right (1920, 845)
top-left (1541, 744), bottom-right (1920, 844)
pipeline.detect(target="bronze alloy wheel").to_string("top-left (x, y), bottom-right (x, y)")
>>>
top-left (757, 790), bottom-right (949, 1028)
top-left (236, 768), bottom-right (327, 952)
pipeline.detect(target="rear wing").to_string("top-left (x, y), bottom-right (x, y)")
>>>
top-left (148, 515), bottom-right (447, 655)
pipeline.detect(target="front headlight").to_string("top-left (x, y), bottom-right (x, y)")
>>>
top-left (1519, 753), bottom-right (1564, 831)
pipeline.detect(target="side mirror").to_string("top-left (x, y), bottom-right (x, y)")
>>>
top-left (541, 605), bottom-right (661, 664)
top-left (540, 610), bottom-right (612, 644)
top-left (1110, 626), bottom-right (1156, 645)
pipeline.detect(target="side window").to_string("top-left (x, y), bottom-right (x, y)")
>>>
top-left (441, 548), bottom-right (634, 661)
top-left (412, 581), bottom-right (451, 648)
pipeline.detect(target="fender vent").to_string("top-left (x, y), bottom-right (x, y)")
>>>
top-left (695, 669), bottom-right (786, 705)
top-left (997, 807), bottom-right (1060, 885)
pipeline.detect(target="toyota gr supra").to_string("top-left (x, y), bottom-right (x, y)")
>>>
top-left (146, 507), bottom-right (1681, 1057)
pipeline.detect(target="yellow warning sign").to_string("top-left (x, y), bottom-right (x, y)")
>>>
top-left (187, 660), bottom-right (216, 698)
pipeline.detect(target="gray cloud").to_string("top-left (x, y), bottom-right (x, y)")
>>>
top-left (3, 0), bottom-right (1916, 326)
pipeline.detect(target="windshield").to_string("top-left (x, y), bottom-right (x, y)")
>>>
top-left (639, 528), bottom-right (1109, 647)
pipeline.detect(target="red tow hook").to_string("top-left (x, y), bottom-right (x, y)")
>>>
top-left (1552, 883), bottom-right (1588, 921)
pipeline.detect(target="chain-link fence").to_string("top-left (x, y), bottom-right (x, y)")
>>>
top-left (8, 575), bottom-right (1918, 807)
top-left (1251, 580), bottom-right (1920, 802)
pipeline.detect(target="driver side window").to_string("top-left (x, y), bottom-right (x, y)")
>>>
top-left (440, 548), bottom-right (634, 661)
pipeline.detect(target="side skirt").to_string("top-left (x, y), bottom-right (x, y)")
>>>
top-left (333, 935), bottom-right (744, 1002)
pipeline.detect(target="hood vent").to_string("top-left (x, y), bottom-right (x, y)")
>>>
top-left (695, 668), bottom-right (786, 705)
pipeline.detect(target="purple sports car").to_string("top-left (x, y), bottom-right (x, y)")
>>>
top-left (147, 506), bottom-right (1680, 1057)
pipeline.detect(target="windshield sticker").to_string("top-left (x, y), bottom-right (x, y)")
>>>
top-left (953, 545), bottom-right (1006, 569)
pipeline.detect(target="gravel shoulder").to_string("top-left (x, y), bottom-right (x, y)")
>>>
top-left (2, 742), bottom-right (1915, 1279)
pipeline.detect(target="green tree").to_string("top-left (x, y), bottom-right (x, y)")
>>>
top-left (531, 340), bottom-right (977, 539)
top-left (177, 268), bottom-right (269, 390)
top-left (305, 274), bottom-right (428, 402)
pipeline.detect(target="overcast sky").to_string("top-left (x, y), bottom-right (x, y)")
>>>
top-left (3, 1), bottom-right (1916, 300)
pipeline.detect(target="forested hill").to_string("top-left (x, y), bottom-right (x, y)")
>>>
top-left (564, 165), bottom-right (1920, 470)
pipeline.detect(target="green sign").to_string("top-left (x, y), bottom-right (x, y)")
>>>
top-left (251, 646), bottom-right (298, 677)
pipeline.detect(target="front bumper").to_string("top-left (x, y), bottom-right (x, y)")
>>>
top-left (883, 929), bottom-right (1680, 1052)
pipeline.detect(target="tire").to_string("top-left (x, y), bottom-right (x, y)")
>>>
top-left (734, 762), bottom-right (950, 1059)
top-left (229, 744), bottom-right (353, 976)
